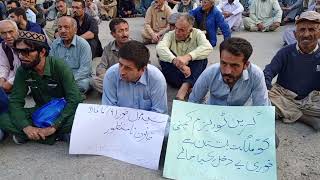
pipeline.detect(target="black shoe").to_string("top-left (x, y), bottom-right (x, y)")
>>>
top-left (12, 135), bottom-right (28, 144)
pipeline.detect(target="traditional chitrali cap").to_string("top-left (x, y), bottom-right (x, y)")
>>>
top-left (295, 11), bottom-right (320, 24)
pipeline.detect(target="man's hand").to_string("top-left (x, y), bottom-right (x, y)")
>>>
top-left (23, 126), bottom-right (41, 140)
top-left (0, 78), bottom-right (5, 86)
top-left (38, 127), bottom-right (57, 140)
top-left (222, 11), bottom-right (232, 18)
top-left (257, 23), bottom-right (264, 31)
top-left (179, 65), bottom-right (191, 78)
top-left (173, 54), bottom-right (192, 68)
top-left (269, 22), bottom-right (280, 31)
top-left (2, 81), bottom-right (12, 92)
top-left (151, 33), bottom-right (160, 43)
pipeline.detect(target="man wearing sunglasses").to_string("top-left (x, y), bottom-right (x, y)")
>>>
top-left (3, 31), bottom-right (83, 145)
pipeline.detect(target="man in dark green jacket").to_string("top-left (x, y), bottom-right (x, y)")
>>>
top-left (2, 30), bottom-right (83, 145)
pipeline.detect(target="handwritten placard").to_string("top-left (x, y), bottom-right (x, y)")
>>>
top-left (69, 103), bottom-right (169, 170)
top-left (163, 100), bottom-right (276, 180)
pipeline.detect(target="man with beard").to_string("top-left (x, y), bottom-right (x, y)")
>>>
top-left (0, 20), bottom-right (21, 93)
top-left (264, 11), bottom-right (320, 130)
top-left (189, 37), bottom-right (269, 106)
top-left (102, 40), bottom-right (168, 114)
top-left (72, 0), bottom-right (103, 58)
top-left (92, 18), bottom-right (129, 93)
top-left (190, 0), bottom-right (231, 47)
top-left (243, 0), bottom-right (282, 32)
top-left (156, 14), bottom-right (213, 101)
top-left (50, 16), bottom-right (92, 94)
top-left (141, 0), bottom-right (172, 44)
top-left (8, 7), bottom-right (44, 34)
top-left (4, 30), bottom-right (82, 144)
top-left (172, 0), bottom-right (198, 13)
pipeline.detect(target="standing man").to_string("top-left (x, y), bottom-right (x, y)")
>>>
top-left (102, 40), bottom-right (168, 114)
top-left (5, 31), bottom-right (82, 144)
top-left (190, 0), bottom-right (231, 47)
top-left (0, 20), bottom-right (21, 93)
top-left (92, 18), bottom-right (130, 93)
top-left (141, 0), bottom-right (172, 44)
top-left (50, 16), bottom-right (92, 94)
top-left (156, 14), bottom-right (213, 101)
top-left (264, 11), bottom-right (320, 130)
top-left (72, 0), bottom-right (103, 58)
top-left (8, 7), bottom-right (44, 34)
top-left (243, 0), bottom-right (282, 32)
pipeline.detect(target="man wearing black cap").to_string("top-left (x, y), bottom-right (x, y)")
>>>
top-left (3, 31), bottom-right (83, 144)
top-left (264, 11), bottom-right (320, 130)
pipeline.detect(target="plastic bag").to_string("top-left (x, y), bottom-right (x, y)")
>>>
top-left (32, 98), bottom-right (67, 128)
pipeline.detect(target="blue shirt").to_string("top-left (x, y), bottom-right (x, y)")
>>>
top-left (50, 35), bottom-right (92, 82)
top-left (102, 64), bottom-right (168, 114)
top-left (26, 9), bottom-right (36, 23)
top-left (26, 21), bottom-right (44, 34)
top-left (0, 87), bottom-right (8, 113)
top-left (189, 63), bottom-right (270, 106)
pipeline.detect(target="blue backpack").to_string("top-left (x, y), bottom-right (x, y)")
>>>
top-left (32, 98), bottom-right (67, 128)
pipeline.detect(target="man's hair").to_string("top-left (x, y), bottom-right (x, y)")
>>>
top-left (72, 0), bottom-right (85, 8)
top-left (176, 13), bottom-right (195, 26)
top-left (8, 8), bottom-right (27, 21)
top-left (109, 18), bottom-right (128, 33)
top-left (119, 40), bottom-right (150, 70)
top-left (0, 20), bottom-right (18, 31)
top-left (219, 37), bottom-right (253, 62)
top-left (14, 38), bottom-right (50, 57)
top-left (58, 16), bottom-right (77, 29)
top-left (7, 0), bottom-right (20, 7)
top-left (56, 0), bottom-right (67, 4)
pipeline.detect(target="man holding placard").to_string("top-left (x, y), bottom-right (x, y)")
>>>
top-left (102, 40), bottom-right (168, 114)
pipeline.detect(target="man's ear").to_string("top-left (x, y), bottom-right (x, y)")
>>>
top-left (243, 61), bottom-right (250, 70)
top-left (40, 48), bottom-right (46, 57)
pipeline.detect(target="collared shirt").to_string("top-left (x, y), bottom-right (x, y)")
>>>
top-left (144, 3), bottom-right (172, 35)
top-left (102, 64), bottom-right (168, 114)
top-left (26, 9), bottom-right (36, 23)
top-left (189, 63), bottom-right (270, 106)
top-left (76, 13), bottom-right (99, 38)
top-left (156, 28), bottom-right (213, 63)
top-left (0, 43), bottom-right (21, 84)
top-left (217, 0), bottom-right (244, 15)
top-left (249, 0), bottom-right (282, 23)
top-left (296, 43), bottom-right (319, 54)
top-left (9, 56), bottom-right (83, 130)
top-left (26, 21), bottom-right (44, 34)
top-left (96, 40), bottom-right (120, 76)
top-left (50, 35), bottom-right (92, 81)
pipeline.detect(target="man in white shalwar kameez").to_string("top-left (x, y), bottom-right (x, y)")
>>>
top-left (217, 0), bottom-right (244, 31)
top-left (243, 0), bottom-right (283, 31)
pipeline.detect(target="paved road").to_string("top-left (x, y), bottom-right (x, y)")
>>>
top-left (0, 18), bottom-right (319, 180)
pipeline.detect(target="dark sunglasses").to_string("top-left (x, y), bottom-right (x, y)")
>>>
top-left (13, 48), bottom-right (37, 56)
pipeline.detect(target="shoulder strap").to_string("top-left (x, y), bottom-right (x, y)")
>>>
top-left (2, 42), bottom-right (14, 70)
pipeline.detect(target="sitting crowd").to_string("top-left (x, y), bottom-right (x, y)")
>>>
top-left (0, 0), bottom-right (319, 151)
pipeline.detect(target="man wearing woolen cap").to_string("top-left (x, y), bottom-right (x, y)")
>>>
top-left (264, 11), bottom-right (320, 131)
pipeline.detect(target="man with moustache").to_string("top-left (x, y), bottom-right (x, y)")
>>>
top-left (0, 20), bottom-right (21, 93)
top-left (19, 0), bottom-right (36, 22)
top-left (172, 0), bottom-right (198, 13)
top-left (243, 0), bottom-right (282, 32)
top-left (50, 16), bottom-right (92, 94)
top-left (102, 40), bottom-right (168, 114)
top-left (72, 0), bottom-right (103, 58)
top-left (5, 31), bottom-right (82, 144)
top-left (264, 11), bottom-right (320, 130)
top-left (141, 0), bottom-right (172, 44)
top-left (92, 18), bottom-right (129, 93)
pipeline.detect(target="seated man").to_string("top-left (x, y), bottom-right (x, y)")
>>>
top-left (243, 0), bottom-right (282, 32)
top-left (6, 0), bottom-right (20, 12)
top-left (5, 31), bottom-right (82, 145)
top-left (264, 11), bottom-right (320, 130)
top-left (141, 0), bottom-right (172, 44)
top-left (102, 40), bottom-right (168, 114)
top-left (85, 0), bottom-right (100, 23)
top-left (50, 16), bottom-right (92, 94)
top-left (156, 14), bottom-right (213, 100)
top-left (8, 7), bottom-right (44, 34)
top-left (45, 0), bottom-right (72, 40)
top-left (137, 0), bottom-right (153, 16)
top-left (0, 87), bottom-right (8, 141)
top-left (217, 0), bottom-right (244, 31)
top-left (20, 0), bottom-right (36, 23)
top-left (72, 0), bottom-right (103, 58)
top-left (280, 0), bottom-right (303, 24)
top-left (99, 0), bottom-right (117, 20)
top-left (190, 0), bottom-right (231, 47)
top-left (172, 0), bottom-right (198, 13)
top-left (118, 0), bottom-right (136, 18)
top-left (92, 18), bottom-right (130, 93)
top-left (0, 20), bottom-right (20, 93)
top-left (189, 37), bottom-right (278, 146)
top-left (29, 0), bottom-right (46, 28)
